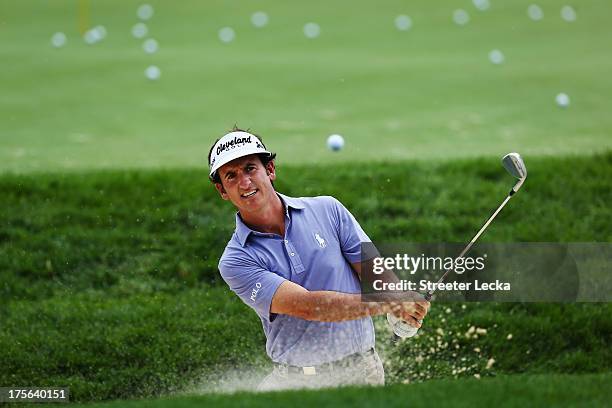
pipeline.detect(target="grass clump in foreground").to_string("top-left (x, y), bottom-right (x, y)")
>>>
top-left (74, 373), bottom-right (612, 408)
top-left (1, 153), bottom-right (611, 402)
top-left (0, 288), bottom-right (268, 401)
top-left (380, 303), bottom-right (612, 384)
top-left (2, 294), bottom-right (610, 402)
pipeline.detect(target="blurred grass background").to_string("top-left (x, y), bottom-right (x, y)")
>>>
top-left (1, 0), bottom-right (611, 405)
top-left (1, 0), bottom-right (611, 172)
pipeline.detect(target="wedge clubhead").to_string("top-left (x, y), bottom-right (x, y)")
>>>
top-left (502, 152), bottom-right (527, 194)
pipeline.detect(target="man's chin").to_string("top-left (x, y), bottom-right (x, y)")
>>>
top-left (234, 193), bottom-right (262, 211)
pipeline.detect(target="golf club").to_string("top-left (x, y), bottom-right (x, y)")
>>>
top-left (388, 152), bottom-right (527, 339)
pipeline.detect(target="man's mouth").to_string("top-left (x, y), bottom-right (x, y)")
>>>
top-left (241, 189), bottom-right (258, 198)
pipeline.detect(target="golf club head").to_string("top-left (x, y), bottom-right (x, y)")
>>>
top-left (502, 152), bottom-right (527, 194)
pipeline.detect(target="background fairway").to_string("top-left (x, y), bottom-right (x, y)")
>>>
top-left (1, 0), bottom-right (612, 172)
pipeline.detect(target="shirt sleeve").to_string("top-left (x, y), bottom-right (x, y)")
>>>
top-left (329, 197), bottom-right (379, 263)
top-left (219, 252), bottom-right (286, 323)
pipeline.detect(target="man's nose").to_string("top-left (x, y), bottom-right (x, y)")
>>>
top-left (238, 173), bottom-right (251, 189)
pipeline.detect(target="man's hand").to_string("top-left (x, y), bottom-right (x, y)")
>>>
top-left (388, 291), bottom-right (430, 328)
top-left (350, 261), bottom-right (430, 328)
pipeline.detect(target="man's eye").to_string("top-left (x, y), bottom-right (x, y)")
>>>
top-left (226, 174), bottom-right (235, 180)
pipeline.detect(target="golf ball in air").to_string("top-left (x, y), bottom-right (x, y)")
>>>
top-left (395, 15), bottom-right (412, 31)
top-left (94, 25), bottom-right (107, 39)
top-left (143, 38), bottom-right (159, 54)
top-left (527, 4), bottom-right (543, 21)
top-left (472, 0), bottom-right (490, 11)
top-left (488, 49), bottom-right (505, 65)
top-left (251, 11), bottom-right (269, 28)
top-left (137, 4), bottom-right (154, 21)
top-left (145, 65), bottom-right (161, 80)
top-left (453, 9), bottom-right (470, 25)
top-left (51, 32), bottom-right (67, 48)
top-left (555, 93), bottom-right (570, 108)
top-left (132, 23), bottom-right (148, 39)
top-left (561, 5), bottom-right (577, 22)
top-left (84, 27), bottom-right (104, 44)
top-left (218, 27), bottom-right (235, 43)
top-left (327, 134), bottom-right (344, 151)
top-left (303, 22), bottom-right (321, 39)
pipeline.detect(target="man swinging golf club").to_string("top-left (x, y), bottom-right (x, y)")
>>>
top-left (208, 127), bottom-right (430, 391)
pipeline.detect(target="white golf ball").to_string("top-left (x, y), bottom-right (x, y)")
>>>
top-left (251, 11), bottom-right (269, 28)
top-left (303, 22), bottom-right (321, 39)
top-left (132, 22), bottom-right (148, 39)
top-left (395, 15), bottom-right (412, 31)
top-left (561, 5), bottom-right (577, 22)
top-left (218, 27), bottom-right (235, 43)
top-left (84, 28), bottom-right (103, 44)
top-left (142, 38), bottom-right (159, 54)
top-left (453, 9), bottom-right (470, 26)
top-left (51, 32), bottom-right (67, 48)
top-left (555, 93), bottom-right (570, 108)
top-left (488, 49), bottom-right (505, 65)
top-left (527, 4), bottom-right (544, 21)
top-left (327, 134), bottom-right (344, 151)
top-left (472, 0), bottom-right (490, 11)
top-left (145, 65), bottom-right (161, 81)
top-left (94, 25), bottom-right (107, 39)
top-left (137, 4), bottom-right (154, 21)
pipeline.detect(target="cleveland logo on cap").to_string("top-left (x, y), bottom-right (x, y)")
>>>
top-left (216, 134), bottom-right (252, 156)
top-left (209, 131), bottom-right (272, 178)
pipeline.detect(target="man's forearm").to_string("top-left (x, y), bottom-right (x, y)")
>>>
top-left (303, 290), bottom-right (391, 322)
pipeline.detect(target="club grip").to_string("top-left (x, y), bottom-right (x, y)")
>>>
top-left (387, 313), bottom-right (419, 339)
top-left (388, 293), bottom-right (431, 340)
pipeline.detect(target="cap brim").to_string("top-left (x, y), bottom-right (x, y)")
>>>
top-left (209, 147), bottom-right (272, 178)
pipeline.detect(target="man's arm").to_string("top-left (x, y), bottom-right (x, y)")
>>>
top-left (270, 280), bottom-right (428, 324)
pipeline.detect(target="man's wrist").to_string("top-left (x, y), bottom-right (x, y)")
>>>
top-left (365, 301), bottom-right (389, 317)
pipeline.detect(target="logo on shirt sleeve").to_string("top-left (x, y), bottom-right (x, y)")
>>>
top-left (314, 233), bottom-right (327, 248)
top-left (250, 282), bottom-right (262, 302)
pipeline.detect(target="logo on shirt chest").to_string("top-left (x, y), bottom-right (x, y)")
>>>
top-left (314, 233), bottom-right (327, 248)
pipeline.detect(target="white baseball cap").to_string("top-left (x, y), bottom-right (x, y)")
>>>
top-left (209, 131), bottom-right (272, 178)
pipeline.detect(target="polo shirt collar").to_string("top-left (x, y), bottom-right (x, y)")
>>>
top-left (234, 192), bottom-right (305, 247)
top-left (278, 192), bottom-right (306, 212)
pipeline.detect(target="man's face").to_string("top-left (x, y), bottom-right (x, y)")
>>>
top-left (214, 154), bottom-right (277, 213)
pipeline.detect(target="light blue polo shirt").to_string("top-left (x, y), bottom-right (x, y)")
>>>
top-left (218, 193), bottom-right (375, 366)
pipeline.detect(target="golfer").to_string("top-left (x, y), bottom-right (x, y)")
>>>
top-left (208, 128), bottom-right (429, 391)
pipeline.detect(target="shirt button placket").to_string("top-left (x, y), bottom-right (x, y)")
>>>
top-left (284, 239), bottom-right (303, 272)
top-left (286, 240), bottom-right (295, 257)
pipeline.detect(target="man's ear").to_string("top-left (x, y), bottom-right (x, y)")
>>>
top-left (265, 160), bottom-right (276, 181)
top-left (214, 182), bottom-right (230, 200)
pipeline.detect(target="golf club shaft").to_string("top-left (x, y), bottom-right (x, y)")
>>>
top-left (425, 192), bottom-right (513, 298)
top-left (391, 191), bottom-right (516, 339)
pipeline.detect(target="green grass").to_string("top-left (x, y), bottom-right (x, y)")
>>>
top-left (1, 291), bottom-right (611, 402)
top-left (1, 155), bottom-right (611, 402)
top-left (1, 0), bottom-right (612, 172)
top-left (1, 153), bottom-right (610, 302)
top-left (1, 1), bottom-right (611, 404)
top-left (0, 288), bottom-right (268, 402)
top-left (72, 373), bottom-right (612, 407)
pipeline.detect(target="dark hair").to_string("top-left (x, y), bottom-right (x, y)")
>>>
top-left (208, 125), bottom-right (277, 184)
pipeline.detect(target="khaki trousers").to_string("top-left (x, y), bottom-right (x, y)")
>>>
top-left (257, 348), bottom-right (385, 392)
